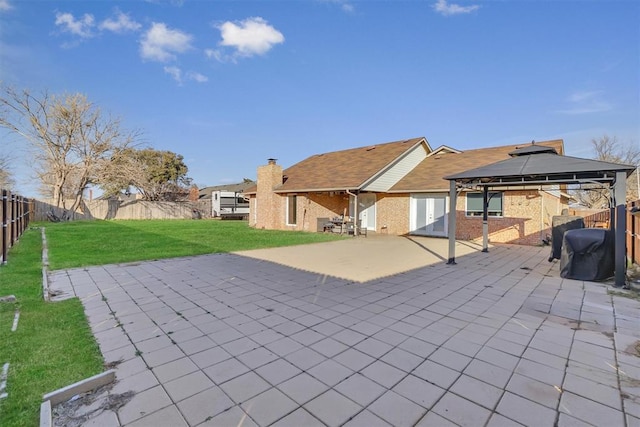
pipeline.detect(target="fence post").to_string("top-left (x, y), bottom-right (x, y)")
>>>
top-left (10, 193), bottom-right (15, 247)
top-left (1, 190), bottom-right (7, 265)
top-left (16, 195), bottom-right (21, 238)
top-left (632, 200), bottom-right (637, 265)
top-left (18, 195), bottom-right (23, 236)
top-left (23, 197), bottom-right (29, 232)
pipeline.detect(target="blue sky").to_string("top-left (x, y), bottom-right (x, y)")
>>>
top-left (1, 0), bottom-right (639, 197)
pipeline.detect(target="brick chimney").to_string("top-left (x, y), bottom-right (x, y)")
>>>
top-left (256, 158), bottom-right (283, 229)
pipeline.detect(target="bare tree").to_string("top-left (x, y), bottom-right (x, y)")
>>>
top-left (572, 135), bottom-right (639, 208)
top-left (0, 152), bottom-right (14, 189)
top-left (0, 86), bottom-right (139, 212)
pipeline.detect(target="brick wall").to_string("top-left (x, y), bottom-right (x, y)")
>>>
top-left (255, 160), bottom-right (283, 230)
top-left (300, 193), bottom-right (350, 231)
top-left (455, 190), bottom-right (566, 245)
top-left (250, 173), bottom-right (566, 245)
top-left (251, 183), bottom-right (352, 232)
top-left (376, 194), bottom-right (409, 235)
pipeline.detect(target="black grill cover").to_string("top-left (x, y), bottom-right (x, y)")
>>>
top-left (560, 228), bottom-right (615, 281)
top-left (549, 216), bottom-right (585, 261)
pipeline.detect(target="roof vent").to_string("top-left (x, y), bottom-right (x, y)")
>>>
top-left (365, 146), bottom-right (377, 151)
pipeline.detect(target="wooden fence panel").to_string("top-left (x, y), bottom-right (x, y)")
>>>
top-left (568, 208), bottom-right (611, 228)
top-left (33, 199), bottom-right (212, 221)
top-left (1, 189), bottom-right (32, 265)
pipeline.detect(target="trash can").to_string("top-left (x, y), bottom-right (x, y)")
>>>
top-left (549, 215), bottom-right (584, 261)
top-left (560, 228), bottom-right (615, 281)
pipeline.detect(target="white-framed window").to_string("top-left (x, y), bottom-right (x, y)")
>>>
top-left (466, 192), bottom-right (503, 217)
top-left (286, 195), bottom-right (297, 225)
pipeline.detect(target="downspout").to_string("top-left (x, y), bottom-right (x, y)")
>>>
top-left (346, 189), bottom-right (358, 234)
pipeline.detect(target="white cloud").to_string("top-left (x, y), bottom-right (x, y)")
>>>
top-left (164, 67), bottom-right (208, 85)
top-left (187, 72), bottom-right (208, 83)
top-left (341, 3), bottom-right (355, 13)
top-left (568, 90), bottom-right (602, 103)
top-left (145, 0), bottom-right (185, 6)
top-left (216, 17), bottom-right (284, 58)
top-left (204, 49), bottom-right (223, 61)
top-left (433, 0), bottom-right (480, 16)
top-left (164, 65), bottom-right (183, 84)
top-left (55, 12), bottom-right (95, 38)
top-left (556, 90), bottom-right (613, 115)
top-left (140, 22), bottom-right (193, 62)
top-left (0, 0), bottom-right (12, 12)
top-left (100, 10), bottom-right (141, 34)
top-left (320, 0), bottom-right (355, 13)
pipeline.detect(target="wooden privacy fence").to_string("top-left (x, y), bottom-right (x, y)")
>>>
top-left (32, 198), bottom-right (212, 221)
top-left (1, 189), bottom-right (33, 265)
top-left (570, 199), bottom-right (640, 266)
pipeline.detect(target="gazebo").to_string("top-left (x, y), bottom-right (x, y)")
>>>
top-left (444, 143), bottom-right (636, 287)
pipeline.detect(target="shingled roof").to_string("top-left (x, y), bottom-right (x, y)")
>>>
top-left (273, 137), bottom-right (428, 192)
top-left (246, 138), bottom-right (567, 194)
top-left (388, 139), bottom-right (564, 192)
top-left (199, 181), bottom-right (255, 199)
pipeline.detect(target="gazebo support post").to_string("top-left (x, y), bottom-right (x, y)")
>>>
top-left (482, 186), bottom-right (489, 252)
top-left (447, 180), bottom-right (457, 264)
top-left (614, 172), bottom-right (627, 287)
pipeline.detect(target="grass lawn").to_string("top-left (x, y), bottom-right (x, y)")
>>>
top-left (44, 219), bottom-right (343, 269)
top-left (0, 229), bottom-right (103, 427)
top-left (0, 220), bottom-right (343, 426)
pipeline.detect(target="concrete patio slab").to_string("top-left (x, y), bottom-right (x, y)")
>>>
top-left (46, 237), bottom-right (640, 426)
top-left (234, 235), bottom-right (484, 282)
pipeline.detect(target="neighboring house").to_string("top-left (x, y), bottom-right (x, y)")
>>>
top-left (199, 181), bottom-right (254, 218)
top-left (246, 137), bottom-right (571, 245)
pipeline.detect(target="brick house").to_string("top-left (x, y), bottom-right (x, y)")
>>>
top-left (245, 137), bottom-right (570, 245)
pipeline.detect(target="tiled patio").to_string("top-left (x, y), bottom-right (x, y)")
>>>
top-left (48, 239), bottom-right (640, 426)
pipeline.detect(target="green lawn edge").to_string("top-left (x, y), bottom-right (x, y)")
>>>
top-left (0, 228), bottom-right (104, 427)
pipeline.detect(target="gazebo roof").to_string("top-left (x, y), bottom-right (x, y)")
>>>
top-left (508, 143), bottom-right (558, 156)
top-left (444, 143), bottom-right (635, 187)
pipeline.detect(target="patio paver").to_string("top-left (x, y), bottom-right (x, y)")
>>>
top-left (47, 237), bottom-right (640, 426)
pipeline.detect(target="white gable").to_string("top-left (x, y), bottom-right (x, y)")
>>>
top-left (428, 145), bottom-right (462, 156)
top-left (362, 141), bottom-right (429, 192)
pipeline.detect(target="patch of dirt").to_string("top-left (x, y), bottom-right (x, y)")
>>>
top-left (632, 341), bottom-right (640, 357)
top-left (621, 376), bottom-right (640, 389)
top-left (608, 289), bottom-right (640, 301)
top-left (52, 382), bottom-right (134, 427)
top-left (103, 359), bottom-right (123, 370)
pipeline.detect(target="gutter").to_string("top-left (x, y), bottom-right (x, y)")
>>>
top-left (273, 187), bottom-right (359, 194)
